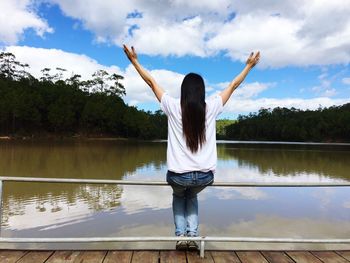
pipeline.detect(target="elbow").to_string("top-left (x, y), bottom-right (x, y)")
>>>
top-left (231, 81), bottom-right (239, 90)
top-left (148, 79), bottom-right (156, 89)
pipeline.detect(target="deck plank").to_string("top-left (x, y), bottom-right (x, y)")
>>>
top-left (187, 251), bottom-right (214, 263)
top-left (72, 251), bottom-right (107, 263)
top-left (46, 251), bottom-right (81, 263)
top-left (103, 251), bottom-right (133, 263)
top-left (286, 251), bottom-right (323, 263)
top-left (17, 251), bottom-right (54, 263)
top-left (336, 251), bottom-right (350, 261)
top-left (131, 251), bottom-right (159, 263)
top-left (160, 251), bottom-right (186, 263)
top-left (261, 251), bottom-right (295, 263)
top-left (0, 250), bottom-right (28, 263)
top-left (311, 251), bottom-right (349, 263)
top-left (1, 249), bottom-right (350, 262)
top-left (210, 251), bottom-right (241, 263)
top-left (236, 251), bottom-right (269, 263)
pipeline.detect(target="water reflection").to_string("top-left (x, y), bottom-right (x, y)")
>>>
top-left (0, 140), bottom-right (349, 249)
top-left (221, 143), bottom-right (350, 180)
top-left (2, 182), bottom-right (123, 230)
top-left (0, 139), bottom-right (166, 179)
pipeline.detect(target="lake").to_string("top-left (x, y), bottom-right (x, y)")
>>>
top-left (0, 139), bottom-right (349, 250)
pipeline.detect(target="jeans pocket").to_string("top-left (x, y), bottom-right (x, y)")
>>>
top-left (167, 171), bottom-right (187, 187)
top-left (197, 172), bottom-right (214, 186)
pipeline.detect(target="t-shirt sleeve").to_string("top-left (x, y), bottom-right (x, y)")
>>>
top-left (160, 93), bottom-right (172, 116)
top-left (207, 94), bottom-right (224, 117)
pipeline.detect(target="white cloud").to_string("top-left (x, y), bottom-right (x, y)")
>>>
top-left (49, 0), bottom-right (133, 44)
top-left (214, 79), bottom-right (348, 115)
top-left (212, 81), bottom-right (273, 99)
top-left (3, 1), bottom-right (350, 67)
top-left (235, 82), bottom-right (274, 99)
top-left (0, 0), bottom-right (53, 44)
top-left (207, 14), bottom-right (304, 67)
top-left (311, 69), bottom-right (338, 97)
top-left (121, 64), bottom-right (184, 104)
top-left (124, 16), bottom-right (207, 57)
top-left (312, 86), bottom-right (337, 97)
top-left (47, 0), bottom-right (350, 67)
top-left (225, 96), bottom-right (350, 116)
top-left (342, 78), bottom-right (350, 85)
top-left (4, 45), bottom-right (121, 80)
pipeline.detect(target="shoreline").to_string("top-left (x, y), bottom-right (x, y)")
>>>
top-left (1, 135), bottom-right (349, 146)
top-left (0, 135), bottom-right (131, 141)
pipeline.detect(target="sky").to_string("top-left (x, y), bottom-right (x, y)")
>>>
top-left (0, 0), bottom-right (350, 119)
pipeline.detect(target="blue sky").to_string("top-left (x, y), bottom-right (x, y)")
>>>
top-left (1, 0), bottom-right (350, 119)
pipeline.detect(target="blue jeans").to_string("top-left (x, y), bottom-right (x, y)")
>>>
top-left (166, 170), bottom-right (214, 237)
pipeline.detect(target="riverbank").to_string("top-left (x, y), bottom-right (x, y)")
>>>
top-left (2, 134), bottom-right (349, 144)
top-left (0, 134), bottom-right (131, 141)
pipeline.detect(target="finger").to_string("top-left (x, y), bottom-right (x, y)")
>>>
top-left (255, 56), bottom-right (260, 64)
top-left (123, 48), bottom-right (128, 56)
top-left (249, 52), bottom-right (253, 59)
top-left (122, 45), bottom-right (133, 61)
top-left (131, 46), bottom-right (136, 55)
top-left (254, 51), bottom-right (260, 60)
top-left (123, 44), bottom-right (130, 54)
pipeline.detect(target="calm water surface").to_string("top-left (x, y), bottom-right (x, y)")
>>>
top-left (0, 139), bottom-right (349, 250)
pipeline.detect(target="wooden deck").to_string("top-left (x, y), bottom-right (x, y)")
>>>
top-left (0, 250), bottom-right (349, 263)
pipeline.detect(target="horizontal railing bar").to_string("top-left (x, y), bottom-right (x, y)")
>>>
top-left (0, 237), bottom-right (349, 243)
top-left (0, 177), bottom-right (349, 187)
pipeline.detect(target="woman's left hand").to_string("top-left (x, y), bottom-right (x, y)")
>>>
top-left (246, 51), bottom-right (260, 69)
top-left (123, 44), bottom-right (138, 64)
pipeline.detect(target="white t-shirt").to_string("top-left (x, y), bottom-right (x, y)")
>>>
top-left (160, 93), bottom-right (223, 173)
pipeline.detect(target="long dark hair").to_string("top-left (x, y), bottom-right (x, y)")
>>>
top-left (181, 73), bottom-right (206, 153)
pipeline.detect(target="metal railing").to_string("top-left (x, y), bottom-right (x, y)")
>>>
top-left (0, 176), bottom-right (350, 258)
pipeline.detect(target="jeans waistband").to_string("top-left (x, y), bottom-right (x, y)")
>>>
top-left (167, 170), bottom-right (213, 175)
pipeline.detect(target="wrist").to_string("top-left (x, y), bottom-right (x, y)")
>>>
top-left (245, 64), bottom-right (253, 70)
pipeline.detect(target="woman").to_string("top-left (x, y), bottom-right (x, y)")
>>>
top-left (123, 45), bottom-right (260, 250)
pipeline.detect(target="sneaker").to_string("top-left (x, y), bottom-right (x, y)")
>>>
top-left (187, 240), bottom-right (199, 251)
top-left (175, 240), bottom-right (187, 251)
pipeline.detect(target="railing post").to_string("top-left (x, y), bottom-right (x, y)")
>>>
top-left (200, 239), bottom-right (205, 258)
top-left (0, 180), bottom-right (2, 237)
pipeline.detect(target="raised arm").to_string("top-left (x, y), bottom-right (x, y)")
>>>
top-left (220, 51), bottom-right (260, 106)
top-left (123, 45), bottom-right (164, 102)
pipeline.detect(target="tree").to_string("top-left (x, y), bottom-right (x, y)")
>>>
top-left (40, 68), bottom-right (55, 82)
top-left (225, 103), bottom-right (350, 142)
top-left (55, 67), bottom-right (67, 82)
top-left (91, 69), bottom-right (109, 93)
top-left (0, 52), bottom-right (21, 80)
top-left (108, 73), bottom-right (126, 97)
top-left (66, 74), bottom-right (82, 88)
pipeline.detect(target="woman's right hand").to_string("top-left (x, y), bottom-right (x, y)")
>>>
top-left (246, 51), bottom-right (260, 68)
top-left (123, 44), bottom-right (138, 64)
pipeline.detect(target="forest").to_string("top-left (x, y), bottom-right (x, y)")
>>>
top-left (225, 104), bottom-right (350, 142)
top-left (0, 52), bottom-right (167, 139)
top-left (1, 51), bottom-right (349, 142)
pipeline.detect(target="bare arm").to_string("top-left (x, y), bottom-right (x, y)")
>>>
top-left (220, 51), bottom-right (260, 106)
top-left (123, 45), bottom-right (164, 102)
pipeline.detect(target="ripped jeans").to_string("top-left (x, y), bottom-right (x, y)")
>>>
top-left (166, 170), bottom-right (214, 237)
